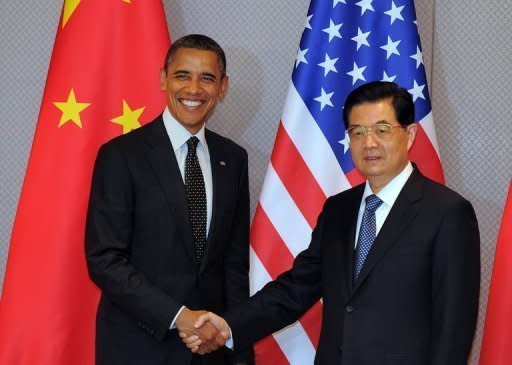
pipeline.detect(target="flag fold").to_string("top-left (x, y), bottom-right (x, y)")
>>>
top-left (479, 180), bottom-right (512, 365)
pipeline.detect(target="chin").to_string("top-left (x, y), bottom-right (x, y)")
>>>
top-left (359, 163), bottom-right (382, 174)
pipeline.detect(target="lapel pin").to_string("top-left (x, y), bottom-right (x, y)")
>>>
top-left (219, 161), bottom-right (226, 166)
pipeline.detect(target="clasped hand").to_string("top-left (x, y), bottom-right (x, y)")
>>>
top-left (177, 309), bottom-right (230, 355)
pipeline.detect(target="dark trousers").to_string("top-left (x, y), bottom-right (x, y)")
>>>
top-left (191, 354), bottom-right (202, 365)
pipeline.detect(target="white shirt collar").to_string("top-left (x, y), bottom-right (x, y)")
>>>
top-left (162, 107), bottom-right (207, 151)
top-left (362, 161), bottom-right (414, 208)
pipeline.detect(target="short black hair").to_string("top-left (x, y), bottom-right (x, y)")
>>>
top-left (343, 81), bottom-right (415, 128)
top-left (163, 34), bottom-right (227, 77)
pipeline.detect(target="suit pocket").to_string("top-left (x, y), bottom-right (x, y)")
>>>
top-left (386, 352), bottom-right (427, 365)
top-left (385, 353), bottom-right (407, 365)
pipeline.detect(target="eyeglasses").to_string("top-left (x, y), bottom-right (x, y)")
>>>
top-left (346, 124), bottom-right (405, 141)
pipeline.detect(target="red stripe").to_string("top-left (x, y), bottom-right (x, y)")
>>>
top-left (271, 122), bottom-right (327, 228)
top-left (409, 124), bottom-right (444, 184)
top-left (346, 168), bottom-right (365, 186)
top-left (251, 204), bottom-right (295, 278)
top-left (299, 301), bottom-right (323, 348)
top-left (255, 335), bottom-right (290, 365)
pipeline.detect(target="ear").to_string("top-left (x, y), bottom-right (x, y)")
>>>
top-left (406, 123), bottom-right (417, 150)
top-left (219, 75), bottom-right (229, 102)
top-left (159, 68), bottom-right (167, 91)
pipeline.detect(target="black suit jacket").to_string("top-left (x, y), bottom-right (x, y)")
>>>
top-left (225, 168), bottom-right (480, 365)
top-left (86, 116), bottom-right (254, 365)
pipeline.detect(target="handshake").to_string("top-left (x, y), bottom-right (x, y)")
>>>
top-left (175, 308), bottom-right (231, 355)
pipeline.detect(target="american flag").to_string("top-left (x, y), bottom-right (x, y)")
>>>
top-left (249, 0), bottom-right (444, 364)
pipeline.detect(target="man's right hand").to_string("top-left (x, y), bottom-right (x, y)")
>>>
top-left (175, 308), bottom-right (226, 354)
top-left (179, 311), bottom-right (231, 354)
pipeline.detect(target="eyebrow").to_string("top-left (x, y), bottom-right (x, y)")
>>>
top-left (350, 120), bottom-right (392, 126)
top-left (172, 70), bottom-right (190, 76)
top-left (201, 72), bottom-right (217, 80)
top-left (172, 70), bottom-right (217, 80)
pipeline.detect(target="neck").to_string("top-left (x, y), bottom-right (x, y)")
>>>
top-left (368, 180), bottom-right (387, 194)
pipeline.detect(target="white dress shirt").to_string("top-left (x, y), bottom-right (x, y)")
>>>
top-left (354, 162), bottom-right (414, 248)
top-left (162, 107), bottom-right (213, 235)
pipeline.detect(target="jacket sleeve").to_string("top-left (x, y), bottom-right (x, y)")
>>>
top-left (222, 149), bottom-right (254, 364)
top-left (85, 142), bottom-right (182, 341)
top-left (430, 197), bottom-right (480, 364)
top-left (224, 198), bottom-right (330, 350)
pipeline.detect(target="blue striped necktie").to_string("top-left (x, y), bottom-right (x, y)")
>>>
top-left (354, 194), bottom-right (383, 279)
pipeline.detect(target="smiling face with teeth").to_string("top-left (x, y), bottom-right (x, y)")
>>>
top-left (348, 98), bottom-right (417, 193)
top-left (160, 47), bottom-right (229, 134)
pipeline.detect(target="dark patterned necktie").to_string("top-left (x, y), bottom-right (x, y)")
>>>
top-left (185, 136), bottom-right (207, 265)
top-left (354, 194), bottom-right (383, 279)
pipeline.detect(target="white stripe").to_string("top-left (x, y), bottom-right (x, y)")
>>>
top-left (259, 163), bottom-right (312, 257)
top-left (249, 247), bottom-right (272, 295)
top-left (281, 84), bottom-right (352, 196)
top-left (418, 111), bottom-right (441, 158)
top-left (273, 321), bottom-right (317, 365)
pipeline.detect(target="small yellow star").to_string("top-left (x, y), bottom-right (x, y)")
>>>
top-left (53, 88), bottom-right (91, 128)
top-left (122, 0), bottom-right (131, 3)
top-left (111, 100), bottom-right (145, 134)
top-left (62, 0), bottom-right (81, 28)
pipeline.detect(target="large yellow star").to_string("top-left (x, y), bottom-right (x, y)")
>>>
top-left (62, 0), bottom-right (81, 28)
top-left (111, 100), bottom-right (145, 134)
top-left (53, 88), bottom-right (91, 128)
top-left (62, 0), bottom-right (130, 28)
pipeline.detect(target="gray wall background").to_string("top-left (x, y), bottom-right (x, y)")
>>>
top-left (1, 1), bottom-right (510, 363)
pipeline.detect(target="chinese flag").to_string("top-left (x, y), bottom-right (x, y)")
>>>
top-left (0, 1), bottom-right (170, 364)
top-left (480, 179), bottom-right (512, 364)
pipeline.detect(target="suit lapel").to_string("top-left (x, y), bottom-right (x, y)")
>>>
top-left (143, 117), bottom-right (197, 267)
top-left (199, 130), bottom-right (229, 272)
top-left (353, 169), bottom-right (424, 292)
top-left (341, 185), bottom-right (364, 297)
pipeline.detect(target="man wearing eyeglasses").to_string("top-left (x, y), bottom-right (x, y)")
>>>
top-left (182, 81), bottom-right (480, 365)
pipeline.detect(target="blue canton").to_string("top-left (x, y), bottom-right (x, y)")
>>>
top-left (292, 0), bottom-right (432, 175)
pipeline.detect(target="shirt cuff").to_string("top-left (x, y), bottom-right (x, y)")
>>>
top-left (225, 326), bottom-right (234, 349)
top-left (169, 305), bottom-right (186, 330)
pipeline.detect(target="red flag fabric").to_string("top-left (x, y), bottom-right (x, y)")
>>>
top-left (0, 1), bottom-right (169, 364)
top-left (479, 180), bottom-right (512, 365)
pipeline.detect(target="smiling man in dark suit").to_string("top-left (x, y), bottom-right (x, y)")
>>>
top-left (85, 34), bottom-right (253, 365)
top-left (183, 81), bottom-right (480, 365)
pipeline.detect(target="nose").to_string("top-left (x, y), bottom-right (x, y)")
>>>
top-left (362, 132), bottom-right (378, 148)
top-left (186, 77), bottom-right (201, 94)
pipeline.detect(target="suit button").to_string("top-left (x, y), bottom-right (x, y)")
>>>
top-left (345, 305), bottom-right (354, 313)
